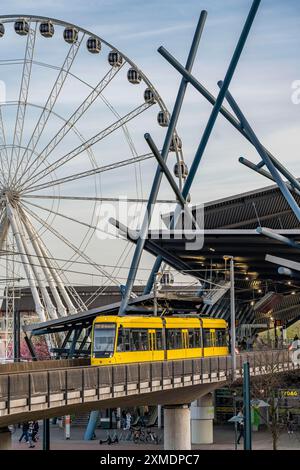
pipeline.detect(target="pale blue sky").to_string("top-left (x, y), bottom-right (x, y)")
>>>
top-left (1, 0), bottom-right (299, 202)
top-left (0, 0), bottom-right (299, 286)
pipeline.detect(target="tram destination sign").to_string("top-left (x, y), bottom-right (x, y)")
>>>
top-left (95, 323), bottom-right (115, 329)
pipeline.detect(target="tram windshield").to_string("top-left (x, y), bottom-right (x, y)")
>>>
top-left (93, 323), bottom-right (116, 356)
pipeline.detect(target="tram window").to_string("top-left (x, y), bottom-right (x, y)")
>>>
top-left (194, 329), bottom-right (201, 348)
top-left (188, 330), bottom-right (195, 348)
top-left (117, 328), bottom-right (131, 352)
top-left (167, 329), bottom-right (182, 349)
top-left (93, 324), bottom-right (115, 353)
top-left (131, 329), bottom-right (149, 351)
top-left (187, 329), bottom-right (202, 348)
top-left (156, 330), bottom-right (163, 350)
top-left (203, 329), bottom-right (212, 347)
top-left (140, 330), bottom-right (148, 350)
top-left (216, 329), bottom-right (227, 347)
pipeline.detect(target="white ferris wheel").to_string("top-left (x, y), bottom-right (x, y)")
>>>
top-left (0, 15), bottom-right (186, 358)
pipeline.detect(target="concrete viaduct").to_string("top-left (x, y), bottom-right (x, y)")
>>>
top-left (0, 348), bottom-right (298, 449)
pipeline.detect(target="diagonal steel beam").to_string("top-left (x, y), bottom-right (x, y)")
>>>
top-left (159, 40), bottom-right (300, 196)
top-left (265, 253), bottom-right (300, 272)
top-left (222, 85), bottom-right (300, 224)
top-left (144, 0), bottom-right (261, 297)
top-left (257, 227), bottom-right (300, 250)
top-left (144, 133), bottom-right (187, 208)
top-left (118, 11), bottom-right (208, 314)
top-left (239, 157), bottom-right (300, 198)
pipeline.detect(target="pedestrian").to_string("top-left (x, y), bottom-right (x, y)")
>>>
top-left (237, 410), bottom-right (244, 445)
top-left (32, 421), bottom-right (39, 442)
top-left (253, 333), bottom-right (265, 350)
top-left (27, 421), bottom-right (35, 448)
top-left (287, 412), bottom-right (294, 435)
top-left (19, 422), bottom-right (29, 443)
top-left (240, 337), bottom-right (247, 351)
top-left (246, 336), bottom-right (254, 351)
top-left (124, 411), bottom-right (132, 430)
top-left (291, 335), bottom-right (300, 350)
top-left (121, 410), bottom-right (126, 429)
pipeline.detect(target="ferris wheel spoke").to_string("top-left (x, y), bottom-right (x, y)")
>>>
top-left (23, 198), bottom-right (107, 233)
top-left (17, 63), bottom-right (124, 189)
top-left (4, 99), bottom-right (97, 174)
top-left (13, 32), bottom-right (85, 187)
top-left (22, 202), bottom-right (123, 287)
top-left (99, 94), bottom-right (144, 200)
top-left (0, 108), bottom-right (10, 185)
top-left (20, 101), bottom-right (154, 191)
top-left (21, 151), bottom-right (154, 194)
top-left (9, 22), bottom-right (37, 184)
top-left (85, 243), bottom-right (135, 307)
top-left (22, 194), bottom-right (177, 203)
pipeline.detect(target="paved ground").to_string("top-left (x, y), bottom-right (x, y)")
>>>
top-left (11, 423), bottom-right (300, 450)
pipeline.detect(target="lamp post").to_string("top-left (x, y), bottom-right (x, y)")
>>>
top-left (243, 361), bottom-right (252, 450)
top-left (224, 256), bottom-right (236, 379)
top-left (233, 391), bottom-right (237, 450)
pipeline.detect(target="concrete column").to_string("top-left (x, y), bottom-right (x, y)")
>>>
top-left (117, 408), bottom-right (121, 429)
top-left (191, 394), bottom-right (214, 444)
top-left (157, 405), bottom-right (162, 428)
top-left (164, 404), bottom-right (191, 450)
top-left (0, 427), bottom-right (11, 450)
top-left (282, 326), bottom-right (287, 344)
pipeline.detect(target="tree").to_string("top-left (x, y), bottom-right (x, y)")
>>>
top-left (250, 352), bottom-right (299, 450)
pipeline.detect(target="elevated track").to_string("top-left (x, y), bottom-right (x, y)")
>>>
top-left (0, 349), bottom-right (297, 427)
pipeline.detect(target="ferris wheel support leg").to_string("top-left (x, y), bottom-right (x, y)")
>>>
top-left (7, 203), bottom-right (46, 322)
top-left (36, 239), bottom-right (77, 315)
top-left (118, 11), bottom-right (208, 315)
top-left (0, 214), bottom-right (9, 251)
top-left (13, 209), bottom-right (58, 321)
top-left (20, 208), bottom-right (68, 317)
top-left (20, 208), bottom-right (77, 315)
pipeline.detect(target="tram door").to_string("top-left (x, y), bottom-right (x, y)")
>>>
top-left (182, 329), bottom-right (189, 358)
top-left (148, 329), bottom-right (156, 361)
top-left (210, 329), bottom-right (216, 355)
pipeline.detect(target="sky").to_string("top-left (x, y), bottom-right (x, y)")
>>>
top-left (0, 0), bottom-right (297, 201)
top-left (0, 0), bottom-right (299, 291)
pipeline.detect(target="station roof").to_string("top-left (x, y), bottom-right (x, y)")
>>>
top-left (142, 228), bottom-right (300, 283)
top-left (201, 180), bottom-right (300, 230)
top-left (147, 180), bottom-right (300, 284)
top-left (25, 181), bottom-right (300, 339)
top-left (139, 181), bottom-right (300, 325)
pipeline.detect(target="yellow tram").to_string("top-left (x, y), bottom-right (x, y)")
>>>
top-left (91, 315), bottom-right (228, 366)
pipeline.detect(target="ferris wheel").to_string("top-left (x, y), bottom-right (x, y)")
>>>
top-left (0, 15), bottom-right (187, 358)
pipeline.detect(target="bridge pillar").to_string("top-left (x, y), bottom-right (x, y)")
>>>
top-left (164, 404), bottom-right (191, 450)
top-left (191, 393), bottom-right (214, 444)
top-left (0, 427), bottom-right (11, 449)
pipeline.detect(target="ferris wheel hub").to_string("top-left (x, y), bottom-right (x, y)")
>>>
top-left (1, 188), bottom-right (20, 205)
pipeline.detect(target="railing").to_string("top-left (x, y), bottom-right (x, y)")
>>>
top-left (0, 358), bottom-right (89, 374)
top-left (0, 349), bottom-right (297, 423)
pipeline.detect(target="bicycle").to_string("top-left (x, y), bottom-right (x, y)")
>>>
top-left (131, 426), bottom-right (146, 444)
top-left (99, 430), bottom-right (119, 445)
top-left (145, 428), bottom-right (160, 444)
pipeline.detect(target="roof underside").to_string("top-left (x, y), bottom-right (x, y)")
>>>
top-left (26, 182), bottom-right (300, 338)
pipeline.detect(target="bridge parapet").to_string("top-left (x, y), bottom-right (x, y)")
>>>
top-left (0, 349), bottom-right (297, 426)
